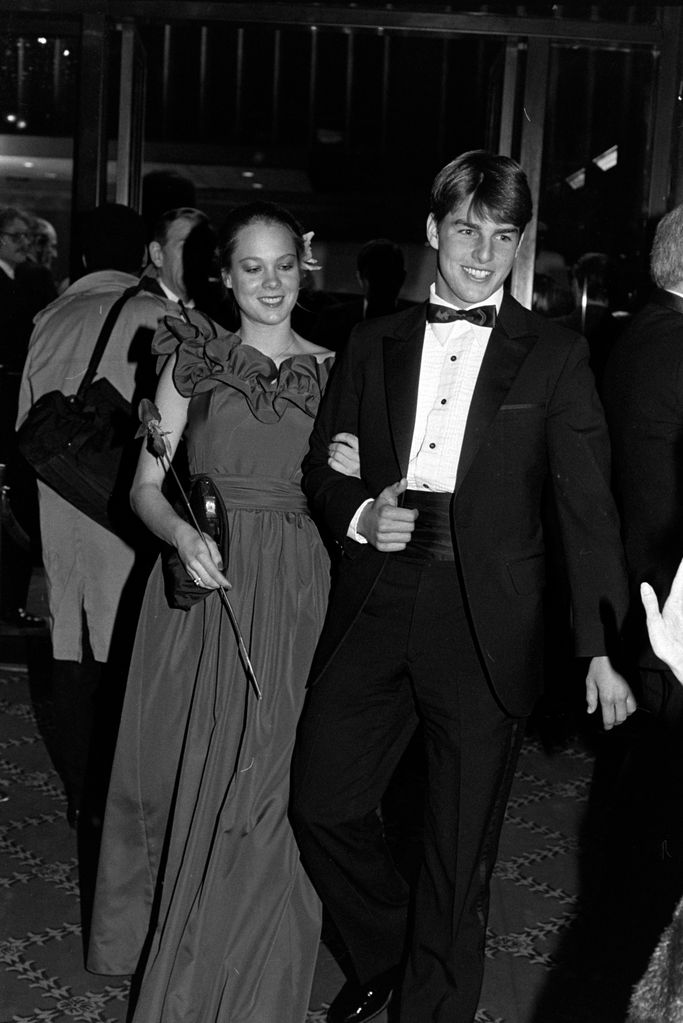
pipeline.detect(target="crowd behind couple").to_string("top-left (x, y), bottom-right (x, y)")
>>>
top-left (11, 148), bottom-right (683, 1023)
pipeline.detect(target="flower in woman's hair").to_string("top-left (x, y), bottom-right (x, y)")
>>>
top-left (301, 230), bottom-right (322, 271)
top-left (136, 397), bottom-right (172, 460)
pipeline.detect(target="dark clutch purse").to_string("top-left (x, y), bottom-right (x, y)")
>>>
top-left (161, 475), bottom-right (230, 611)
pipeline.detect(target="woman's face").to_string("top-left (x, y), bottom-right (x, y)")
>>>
top-left (223, 220), bottom-right (300, 328)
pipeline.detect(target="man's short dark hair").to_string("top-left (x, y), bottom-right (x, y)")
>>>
top-left (430, 150), bottom-right (532, 231)
top-left (80, 203), bottom-right (147, 274)
top-left (152, 207), bottom-right (209, 246)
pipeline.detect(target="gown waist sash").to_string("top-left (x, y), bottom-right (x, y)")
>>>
top-left (191, 474), bottom-right (309, 513)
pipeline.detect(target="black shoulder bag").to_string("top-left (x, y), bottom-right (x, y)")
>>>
top-left (16, 284), bottom-right (145, 535)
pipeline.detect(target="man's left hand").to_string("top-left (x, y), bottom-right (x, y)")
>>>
top-left (585, 655), bottom-right (637, 730)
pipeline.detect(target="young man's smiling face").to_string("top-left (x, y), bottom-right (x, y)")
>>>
top-left (426, 198), bottom-right (522, 307)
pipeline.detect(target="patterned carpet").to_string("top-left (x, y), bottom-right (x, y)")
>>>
top-left (0, 647), bottom-right (670, 1023)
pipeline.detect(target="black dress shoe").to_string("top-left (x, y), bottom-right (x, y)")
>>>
top-left (327, 967), bottom-right (398, 1023)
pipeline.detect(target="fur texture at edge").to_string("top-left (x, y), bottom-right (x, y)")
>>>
top-left (628, 895), bottom-right (683, 1022)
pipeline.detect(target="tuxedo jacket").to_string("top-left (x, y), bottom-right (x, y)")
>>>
top-left (303, 294), bottom-right (629, 716)
top-left (602, 287), bottom-right (683, 668)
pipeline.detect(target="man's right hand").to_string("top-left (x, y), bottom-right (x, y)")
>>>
top-left (357, 478), bottom-right (418, 551)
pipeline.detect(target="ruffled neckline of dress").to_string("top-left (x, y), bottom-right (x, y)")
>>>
top-left (152, 309), bottom-right (333, 423)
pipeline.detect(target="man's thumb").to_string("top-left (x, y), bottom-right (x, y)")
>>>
top-left (383, 478), bottom-right (407, 505)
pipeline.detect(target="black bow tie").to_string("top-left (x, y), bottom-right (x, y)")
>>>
top-left (427, 303), bottom-right (497, 329)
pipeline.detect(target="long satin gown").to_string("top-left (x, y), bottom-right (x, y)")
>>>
top-left (88, 312), bottom-right (332, 1023)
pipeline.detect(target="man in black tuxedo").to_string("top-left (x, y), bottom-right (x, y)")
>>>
top-left (291, 151), bottom-right (635, 1023)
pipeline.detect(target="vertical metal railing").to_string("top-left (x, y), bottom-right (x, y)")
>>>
top-left (52, 38), bottom-right (63, 118)
top-left (307, 25), bottom-right (317, 146)
top-left (271, 28), bottom-right (282, 145)
top-left (648, 5), bottom-right (683, 213)
top-left (199, 24), bottom-right (209, 138)
top-left (115, 20), bottom-right (146, 211)
top-left (512, 36), bottom-right (550, 308)
top-left (436, 37), bottom-right (449, 161)
top-left (235, 26), bottom-right (245, 139)
top-left (161, 23), bottom-right (171, 138)
top-left (16, 38), bottom-right (26, 116)
top-left (498, 40), bottom-right (520, 157)
top-left (379, 31), bottom-right (390, 154)
top-left (71, 12), bottom-right (109, 257)
top-left (344, 28), bottom-right (354, 156)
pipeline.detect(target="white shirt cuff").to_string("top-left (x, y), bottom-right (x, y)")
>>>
top-left (347, 498), bottom-right (373, 543)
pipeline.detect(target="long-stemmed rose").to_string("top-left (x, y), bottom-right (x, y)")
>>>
top-left (137, 398), bottom-right (262, 700)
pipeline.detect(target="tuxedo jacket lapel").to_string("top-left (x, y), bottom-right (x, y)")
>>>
top-left (382, 304), bottom-right (427, 476)
top-left (455, 295), bottom-right (538, 495)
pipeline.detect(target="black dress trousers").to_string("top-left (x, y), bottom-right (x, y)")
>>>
top-left (291, 554), bottom-right (525, 1023)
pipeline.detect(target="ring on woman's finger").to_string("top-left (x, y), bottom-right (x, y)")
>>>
top-left (191, 575), bottom-right (202, 586)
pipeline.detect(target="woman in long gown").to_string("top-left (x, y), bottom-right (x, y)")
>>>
top-left (88, 202), bottom-right (351, 1022)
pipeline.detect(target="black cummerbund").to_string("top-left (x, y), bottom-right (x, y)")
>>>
top-left (394, 490), bottom-right (455, 562)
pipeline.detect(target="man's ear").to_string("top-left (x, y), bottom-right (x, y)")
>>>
top-left (515, 229), bottom-right (525, 256)
top-left (148, 240), bottom-right (163, 269)
top-left (426, 213), bottom-right (439, 252)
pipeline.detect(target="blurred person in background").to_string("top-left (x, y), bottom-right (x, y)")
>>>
top-left (30, 216), bottom-right (59, 272)
top-left (0, 205), bottom-right (53, 629)
top-left (143, 205), bottom-right (225, 327)
top-left (531, 272), bottom-right (574, 319)
top-left (558, 251), bottom-right (628, 385)
top-left (17, 203), bottom-right (176, 828)
top-left (312, 237), bottom-right (412, 350)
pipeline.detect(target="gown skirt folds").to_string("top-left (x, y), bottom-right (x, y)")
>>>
top-left (87, 314), bottom-right (332, 1023)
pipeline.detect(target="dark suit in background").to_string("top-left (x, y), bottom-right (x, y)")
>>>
top-left (601, 285), bottom-right (683, 968)
top-left (603, 287), bottom-right (683, 672)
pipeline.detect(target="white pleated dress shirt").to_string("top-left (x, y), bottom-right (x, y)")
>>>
top-left (349, 284), bottom-right (504, 540)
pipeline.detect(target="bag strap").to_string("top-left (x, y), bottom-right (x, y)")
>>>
top-left (76, 281), bottom-right (146, 398)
